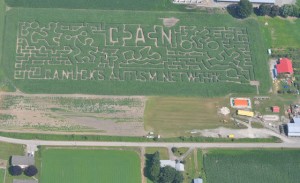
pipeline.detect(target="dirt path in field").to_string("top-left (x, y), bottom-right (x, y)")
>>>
top-left (193, 149), bottom-right (199, 173)
top-left (140, 147), bottom-right (146, 183)
top-left (0, 91), bottom-right (147, 136)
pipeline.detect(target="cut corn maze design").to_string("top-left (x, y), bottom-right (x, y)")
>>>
top-left (15, 22), bottom-right (254, 84)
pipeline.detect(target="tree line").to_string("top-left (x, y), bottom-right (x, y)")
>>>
top-left (228, 0), bottom-right (300, 18)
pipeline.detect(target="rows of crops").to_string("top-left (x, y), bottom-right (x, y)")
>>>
top-left (203, 149), bottom-right (300, 183)
top-left (1, 6), bottom-right (270, 96)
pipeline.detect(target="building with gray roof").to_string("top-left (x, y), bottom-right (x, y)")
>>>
top-left (217, 0), bottom-right (275, 3)
top-left (288, 123), bottom-right (300, 137)
top-left (193, 178), bottom-right (203, 183)
top-left (13, 180), bottom-right (38, 183)
top-left (11, 156), bottom-right (35, 168)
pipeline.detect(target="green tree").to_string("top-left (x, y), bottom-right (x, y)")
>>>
top-left (173, 171), bottom-right (184, 183)
top-left (270, 5), bottom-right (280, 17)
top-left (149, 151), bottom-right (161, 182)
top-left (258, 4), bottom-right (272, 16)
top-left (291, 5), bottom-right (300, 17)
top-left (280, 4), bottom-right (294, 17)
top-left (159, 166), bottom-right (177, 183)
top-left (237, 0), bottom-right (253, 18)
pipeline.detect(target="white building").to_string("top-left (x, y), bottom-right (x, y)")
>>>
top-left (288, 123), bottom-right (300, 137)
top-left (160, 160), bottom-right (184, 171)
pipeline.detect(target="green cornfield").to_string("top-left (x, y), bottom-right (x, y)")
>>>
top-left (203, 149), bottom-right (300, 183)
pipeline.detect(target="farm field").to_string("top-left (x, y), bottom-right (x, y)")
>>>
top-left (144, 97), bottom-right (242, 136)
top-left (0, 93), bottom-right (145, 135)
top-left (0, 169), bottom-right (4, 183)
top-left (2, 6), bottom-right (270, 96)
top-left (40, 148), bottom-right (141, 183)
top-left (203, 149), bottom-right (300, 183)
top-left (258, 17), bottom-right (300, 48)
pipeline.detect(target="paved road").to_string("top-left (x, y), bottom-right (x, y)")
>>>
top-left (0, 136), bottom-right (300, 149)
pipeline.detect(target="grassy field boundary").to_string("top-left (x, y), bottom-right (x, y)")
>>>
top-left (0, 131), bottom-right (281, 143)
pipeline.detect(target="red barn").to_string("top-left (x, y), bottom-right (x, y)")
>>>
top-left (276, 58), bottom-right (293, 74)
top-left (272, 106), bottom-right (280, 113)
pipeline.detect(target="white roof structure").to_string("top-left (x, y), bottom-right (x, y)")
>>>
top-left (216, 0), bottom-right (275, 3)
top-left (173, 0), bottom-right (202, 4)
top-left (160, 160), bottom-right (185, 171)
top-left (293, 117), bottom-right (300, 124)
top-left (288, 123), bottom-right (300, 137)
top-left (193, 178), bottom-right (203, 183)
top-left (13, 180), bottom-right (38, 183)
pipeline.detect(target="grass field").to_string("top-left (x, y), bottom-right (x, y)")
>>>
top-left (203, 149), bottom-right (300, 183)
top-left (258, 16), bottom-right (300, 48)
top-left (41, 148), bottom-right (141, 183)
top-left (1, 5), bottom-right (270, 96)
top-left (144, 97), bottom-right (243, 136)
top-left (0, 169), bottom-right (4, 183)
top-left (5, 0), bottom-right (190, 11)
top-left (145, 147), bottom-right (169, 159)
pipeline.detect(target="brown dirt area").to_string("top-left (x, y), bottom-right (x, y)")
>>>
top-left (0, 92), bottom-right (146, 136)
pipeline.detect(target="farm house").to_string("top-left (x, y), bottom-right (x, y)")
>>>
top-left (160, 160), bottom-right (184, 171)
top-left (11, 155), bottom-right (35, 169)
top-left (13, 180), bottom-right (38, 183)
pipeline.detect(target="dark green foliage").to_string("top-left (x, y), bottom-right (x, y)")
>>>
top-left (258, 4), bottom-right (272, 16)
top-left (280, 4), bottom-right (294, 17)
top-left (159, 166), bottom-right (177, 183)
top-left (270, 5), bottom-right (280, 17)
top-left (237, 0), bottom-right (253, 18)
top-left (171, 147), bottom-right (178, 153)
top-left (173, 171), bottom-right (184, 183)
top-left (9, 166), bottom-right (22, 176)
top-left (159, 166), bottom-right (183, 183)
top-left (24, 165), bottom-right (38, 177)
top-left (149, 151), bottom-right (161, 182)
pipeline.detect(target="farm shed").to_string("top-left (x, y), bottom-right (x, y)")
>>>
top-left (272, 106), bottom-right (280, 113)
top-left (13, 180), bottom-right (38, 183)
top-left (237, 110), bottom-right (254, 117)
top-left (287, 123), bottom-right (300, 136)
top-left (160, 160), bottom-right (185, 171)
top-left (293, 117), bottom-right (300, 124)
top-left (216, 0), bottom-right (275, 3)
top-left (193, 178), bottom-right (203, 183)
top-left (11, 155), bottom-right (35, 168)
top-left (276, 58), bottom-right (293, 74)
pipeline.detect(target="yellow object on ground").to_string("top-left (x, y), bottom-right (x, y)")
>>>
top-left (237, 110), bottom-right (254, 117)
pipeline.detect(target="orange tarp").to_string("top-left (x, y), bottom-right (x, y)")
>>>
top-left (234, 99), bottom-right (248, 106)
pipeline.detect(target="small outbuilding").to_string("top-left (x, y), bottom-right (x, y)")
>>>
top-left (193, 178), bottom-right (203, 183)
top-left (160, 160), bottom-right (184, 171)
top-left (272, 106), bottom-right (280, 113)
top-left (11, 156), bottom-right (35, 169)
top-left (13, 180), bottom-right (38, 183)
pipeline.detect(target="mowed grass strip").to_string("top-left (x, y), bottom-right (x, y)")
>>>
top-left (144, 97), bottom-right (237, 136)
top-left (203, 149), bottom-right (300, 183)
top-left (259, 16), bottom-right (300, 48)
top-left (41, 149), bottom-right (141, 183)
